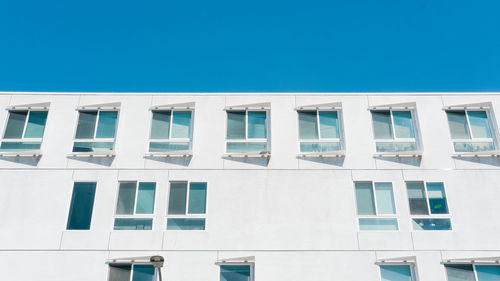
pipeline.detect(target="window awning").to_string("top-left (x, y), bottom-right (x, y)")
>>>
top-left (443, 256), bottom-right (500, 265)
top-left (77, 102), bottom-right (121, 110)
top-left (443, 102), bottom-right (492, 110)
top-left (368, 102), bottom-right (416, 110)
top-left (107, 256), bottom-right (164, 266)
top-left (225, 102), bottom-right (270, 110)
top-left (150, 102), bottom-right (195, 110)
top-left (6, 102), bottom-right (50, 110)
top-left (295, 102), bottom-right (342, 110)
top-left (216, 256), bottom-right (255, 265)
top-left (376, 256), bottom-right (416, 265)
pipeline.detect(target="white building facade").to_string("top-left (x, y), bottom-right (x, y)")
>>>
top-left (1, 92), bottom-right (500, 281)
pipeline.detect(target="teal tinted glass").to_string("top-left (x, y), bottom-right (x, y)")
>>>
top-left (355, 182), bottom-right (376, 215)
top-left (171, 111), bottom-right (192, 138)
top-left (136, 182), bottom-right (156, 214)
top-left (374, 182), bottom-right (396, 215)
top-left (116, 182), bottom-right (137, 215)
top-left (299, 142), bottom-right (341, 152)
top-left (72, 141), bottom-right (114, 152)
top-left (149, 142), bottom-right (190, 152)
top-left (220, 265), bottom-right (251, 281)
top-left (476, 266), bottom-right (500, 281)
top-left (392, 111), bottom-right (414, 138)
top-left (359, 218), bottom-right (398, 231)
top-left (24, 111), bottom-right (48, 138)
top-left (376, 142), bottom-right (417, 152)
top-left (168, 182), bottom-right (187, 214)
top-left (426, 182), bottom-right (449, 214)
top-left (4, 111), bottom-right (27, 139)
top-left (298, 111), bottom-right (318, 139)
top-left (95, 111), bottom-right (118, 138)
top-left (380, 265), bottom-right (412, 281)
top-left (167, 218), bottom-right (206, 230)
top-left (372, 111), bottom-right (393, 139)
top-left (445, 265), bottom-right (476, 281)
top-left (0, 142), bottom-right (41, 151)
top-left (447, 111), bottom-right (471, 139)
top-left (132, 265), bottom-right (155, 281)
top-left (75, 111), bottom-right (97, 139)
top-left (412, 218), bottom-right (452, 230)
top-left (319, 111), bottom-right (339, 138)
top-left (468, 111), bottom-right (492, 138)
top-left (453, 141), bottom-right (495, 152)
top-left (247, 111), bottom-right (267, 139)
top-left (188, 182), bottom-right (207, 214)
top-left (66, 182), bottom-right (97, 230)
top-left (227, 111), bottom-right (246, 139)
top-left (226, 142), bottom-right (267, 153)
top-left (150, 111), bottom-right (171, 139)
top-left (114, 218), bottom-right (153, 230)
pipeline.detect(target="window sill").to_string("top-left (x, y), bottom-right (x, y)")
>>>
top-left (145, 151), bottom-right (192, 158)
top-left (0, 151), bottom-right (42, 157)
top-left (452, 151), bottom-right (500, 158)
top-left (68, 152), bottom-right (116, 158)
top-left (374, 151), bottom-right (422, 158)
top-left (224, 151), bottom-right (271, 158)
top-left (297, 151), bottom-right (345, 158)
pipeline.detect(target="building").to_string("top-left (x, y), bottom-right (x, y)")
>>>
top-left (1, 92), bottom-right (500, 281)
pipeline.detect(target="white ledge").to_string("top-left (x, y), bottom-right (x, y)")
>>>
top-left (145, 151), bottom-right (192, 157)
top-left (224, 152), bottom-right (271, 158)
top-left (297, 151), bottom-right (345, 158)
top-left (452, 151), bottom-right (500, 157)
top-left (67, 152), bottom-right (116, 158)
top-left (374, 151), bottom-right (423, 158)
top-left (0, 151), bottom-right (42, 157)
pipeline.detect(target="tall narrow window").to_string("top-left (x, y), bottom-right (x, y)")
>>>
top-left (297, 110), bottom-right (342, 153)
top-left (406, 181), bottom-right (451, 230)
top-left (108, 264), bottom-right (156, 281)
top-left (0, 110), bottom-right (48, 152)
top-left (167, 181), bottom-right (207, 230)
top-left (354, 182), bottom-right (398, 231)
top-left (446, 110), bottom-right (496, 152)
top-left (149, 110), bottom-right (193, 152)
top-left (371, 110), bottom-right (418, 152)
top-left (67, 182), bottom-right (97, 230)
top-left (73, 110), bottom-right (118, 153)
top-left (226, 111), bottom-right (269, 153)
top-left (380, 265), bottom-right (415, 281)
top-left (114, 182), bottom-right (156, 230)
top-left (220, 265), bottom-right (253, 281)
top-left (445, 264), bottom-right (500, 281)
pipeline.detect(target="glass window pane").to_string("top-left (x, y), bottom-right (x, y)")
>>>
top-left (167, 218), bottom-right (206, 230)
top-left (171, 111), bottom-right (192, 139)
top-left (136, 182), bottom-right (156, 214)
top-left (376, 142), bottom-right (417, 152)
top-left (188, 182), bottom-right (207, 214)
top-left (447, 111), bottom-right (471, 139)
top-left (4, 111), bottom-right (27, 139)
top-left (96, 111), bottom-right (118, 138)
top-left (412, 218), bottom-right (452, 230)
top-left (247, 111), bottom-right (267, 139)
top-left (299, 142), bottom-right (341, 152)
top-left (355, 182), bottom-right (376, 215)
top-left (0, 142), bottom-right (41, 152)
top-left (426, 182), bottom-right (449, 214)
top-left (380, 265), bottom-right (412, 281)
top-left (372, 111), bottom-right (393, 139)
top-left (150, 111), bottom-right (171, 139)
top-left (108, 264), bottom-right (131, 281)
top-left (132, 265), bottom-right (155, 281)
top-left (319, 111), bottom-right (340, 138)
top-left (468, 111), bottom-right (492, 139)
top-left (24, 111), bottom-right (48, 138)
top-left (359, 218), bottom-right (398, 231)
top-left (392, 111), bottom-right (415, 139)
top-left (114, 218), bottom-right (153, 230)
top-left (75, 111), bottom-right (97, 139)
top-left (66, 182), bottom-right (97, 230)
top-left (149, 142), bottom-right (190, 152)
top-left (476, 265), bottom-right (500, 281)
top-left (116, 182), bottom-right (137, 215)
top-left (72, 141), bottom-right (114, 152)
top-left (445, 265), bottom-right (476, 281)
top-left (168, 182), bottom-right (187, 214)
top-left (227, 111), bottom-right (246, 139)
top-left (220, 266), bottom-right (251, 281)
top-left (226, 142), bottom-right (267, 153)
top-left (375, 182), bottom-right (396, 215)
top-left (453, 141), bottom-right (495, 152)
top-left (406, 182), bottom-right (429, 215)
top-left (298, 111), bottom-right (319, 139)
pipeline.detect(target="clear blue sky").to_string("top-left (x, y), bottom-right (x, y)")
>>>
top-left (0, 0), bottom-right (499, 92)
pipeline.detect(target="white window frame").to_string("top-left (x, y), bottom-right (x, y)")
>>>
top-left (147, 109), bottom-right (194, 155)
top-left (378, 263), bottom-right (418, 281)
top-left (166, 180), bottom-right (208, 230)
top-left (225, 109), bottom-right (270, 155)
top-left (0, 110), bottom-right (49, 154)
top-left (354, 181), bottom-right (399, 232)
top-left (371, 109), bottom-right (420, 153)
top-left (72, 109), bottom-right (120, 152)
top-left (406, 181), bottom-right (452, 231)
top-left (296, 109), bottom-right (344, 154)
top-left (446, 109), bottom-right (497, 152)
top-left (114, 181), bottom-right (156, 230)
top-left (444, 263), bottom-right (500, 281)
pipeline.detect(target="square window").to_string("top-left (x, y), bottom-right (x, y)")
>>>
top-left (297, 110), bottom-right (343, 153)
top-left (73, 110), bottom-right (118, 153)
top-left (220, 265), bottom-right (253, 281)
top-left (446, 110), bottom-right (497, 152)
top-left (371, 110), bottom-right (419, 153)
top-left (354, 182), bottom-right (398, 231)
top-left (0, 110), bottom-right (48, 152)
top-left (148, 110), bottom-right (193, 153)
top-left (406, 181), bottom-right (451, 230)
top-left (167, 181), bottom-right (207, 230)
top-left (226, 110), bottom-right (269, 153)
top-left (114, 182), bottom-right (156, 230)
top-left (380, 265), bottom-right (415, 281)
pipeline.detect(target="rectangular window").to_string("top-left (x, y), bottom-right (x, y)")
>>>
top-left (66, 182), bottom-right (97, 230)
top-left (446, 110), bottom-right (496, 152)
top-left (298, 110), bottom-right (342, 153)
top-left (0, 110), bottom-right (48, 152)
top-left (354, 182), bottom-right (398, 231)
top-left (149, 110), bottom-right (193, 152)
top-left (108, 264), bottom-right (156, 281)
top-left (226, 110), bottom-right (269, 153)
top-left (114, 182), bottom-right (156, 230)
top-left (380, 265), bottom-right (415, 281)
top-left (167, 181), bottom-right (207, 230)
top-left (371, 110), bottom-right (418, 152)
top-left (73, 110), bottom-right (118, 153)
top-left (406, 181), bottom-right (451, 230)
top-left (220, 265), bottom-right (253, 281)
top-left (445, 264), bottom-right (500, 281)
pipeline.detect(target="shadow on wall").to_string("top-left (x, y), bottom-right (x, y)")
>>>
top-left (374, 156), bottom-right (422, 167)
top-left (452, 156), bottom-right (500, 167)
top-left (0, 156), bottom-right (41, 167)
top-left (144, 156), bottom-right (192, 167)
top-left (67, 156), bottom-right (115, 167)
top-left (222, 156), bottom-right (269, 167)
top-left (297, 157), bottom-right (345, 167)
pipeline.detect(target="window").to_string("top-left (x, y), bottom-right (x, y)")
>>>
top-left (108, 264), bottom-right (156, 281)
top-left (371, 110), bottom-right (418, 152)
top-left (220, 265), bottom-right (253, 281)
top-left (0, 110), bottom-right (48, 152)
top-left (149, 110), bottom-right (193, 152)
top-left (354, 182), bottom-right (398, 231)
top-left (66, 182), bottom-right (97, 230)
top-left (73, 110), bottom-right (118, 153)
top-left (380, 265), bottom-right (415, 281)
top-left (446, 110), bottom-right (496, 152)
top-left (445, 264), bottom-right (500, 281)
top-left (297, 110), bottom-right (342, 153)
top-left (406, 181), bottom-right (451, 230)
top-left (226, 110), bottom-right (269, 153)
top-left (114, 182), bottom-right (156, 230)
top-left (167, 181), bottom-right (207, 230)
